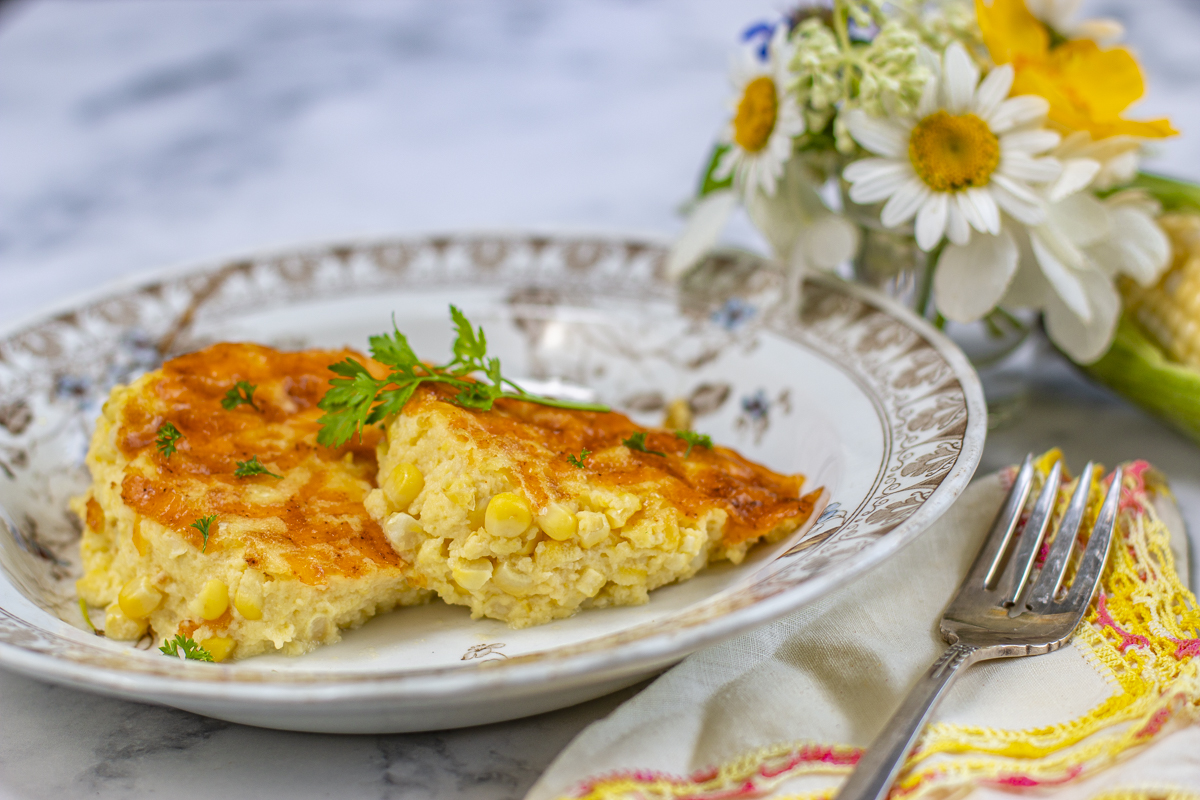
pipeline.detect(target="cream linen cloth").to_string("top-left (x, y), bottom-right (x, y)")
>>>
top-left (527, 471), bottom-right (1200, 800)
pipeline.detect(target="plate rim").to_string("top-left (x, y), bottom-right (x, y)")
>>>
top-left (0, 230), bottom-right (986, 706)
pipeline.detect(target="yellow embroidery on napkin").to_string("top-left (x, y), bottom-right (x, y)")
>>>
top-left (567, 456), bottom-right (1200, 800)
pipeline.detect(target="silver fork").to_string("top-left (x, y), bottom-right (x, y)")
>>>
top-left (835, 454), bottom-right (1124, 800)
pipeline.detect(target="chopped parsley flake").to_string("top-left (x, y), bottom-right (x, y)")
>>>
top-left (155, 422), bottom-right (183, 458)
top-left (675, 430), bottom-right (713, 458)
top-left (622, 432), bottom-right (665, 457)
top-left (190, 514), bottom-right (217, 552)
top-left (234, 455), bottom-right (282, 479)
top-left (222, 381), bottom-right (259, 411)
top-left (159, 634), bottom-right (214, 662)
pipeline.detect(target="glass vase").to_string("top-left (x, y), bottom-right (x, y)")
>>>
top-left (848, 213), bottom-right (1035, 429)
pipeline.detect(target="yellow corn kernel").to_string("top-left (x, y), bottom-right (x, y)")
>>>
top-left (467, 504), bottom-right (487, 530)
top-left (451, 558), bottom-right (493, 591)
top-left (577, 511), bottom-right (611, 548)
top-left (130, 520), bottom-right (148, 556)
top-left (195, 579), bottom-right (229, 621)
top-left (485, 492), bottom-right (533, 538)
top-left (118, 575), bottom-right (163, 620)
top-left (492, 562), bottom-right (535, 596)
top-left (201, 636), bottom-right (236, 663)
top-left (233, 572), bottom-right (263, 621)
top-left (536, 503), bottom-right (577, 541)
top-left (104, 603), bottom-right (148, 640)
top-left (384, 462), bottom-right (424, 510)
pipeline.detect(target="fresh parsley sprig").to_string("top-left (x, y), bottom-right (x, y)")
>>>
top-left (155, 422), bottom-right (183, 458)
top-left (191, 514), bottom-right (217, 552)
top-left (622, 432), bottom-right (665, 457)
top-left (316, 306), bottom-right (609, 448)
top-left (222, 381), bottom-right (259, 411)
top-left (159, 634), bottom-right (214, 662)
top-left (675, 430), bottom-right (713, 458)
top-left (234, 456), bottom-right (282, 479)
top-left (567, 448), bottom-right (592, 469)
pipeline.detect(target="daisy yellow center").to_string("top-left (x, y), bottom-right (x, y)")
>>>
top-left (733, 77), bottom-right (778, 153)
top-left (908, 110), bottom-right (1000, 192)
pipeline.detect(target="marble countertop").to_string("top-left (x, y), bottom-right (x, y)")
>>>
top-left (1, 1), bottom-right (1199, 797)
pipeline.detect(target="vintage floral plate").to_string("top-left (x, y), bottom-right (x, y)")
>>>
top-left (0, 233), bottom-right (984, 732)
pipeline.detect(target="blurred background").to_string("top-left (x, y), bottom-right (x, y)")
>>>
top-left (0, 0), bottom-right (1196, 328)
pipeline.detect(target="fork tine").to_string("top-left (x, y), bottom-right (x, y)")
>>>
top-left (999, 460), bottom-right (1061, 606)
top-left (961, 454), bottom-right (1034, 591)
top-left (1026, 461), bottom-right (1094, 610)
top-left (1062, 466), bottom-right (1123, 610)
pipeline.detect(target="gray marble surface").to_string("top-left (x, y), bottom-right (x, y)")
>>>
top-left (1, 1), bottom-right (1199, 798)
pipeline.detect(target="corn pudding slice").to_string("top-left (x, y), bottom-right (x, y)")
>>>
top-left (367, 385), bottom-right (822, 628)
top-left (75, 344), bottom-right (428, 660)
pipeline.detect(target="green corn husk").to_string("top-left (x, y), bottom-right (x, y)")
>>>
top-left (1083, 315), bottom-right (1200, 444)
top-left (1082, 172), bottom-right (1200, 444)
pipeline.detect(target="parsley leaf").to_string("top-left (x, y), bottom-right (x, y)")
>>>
top-left (567, 448), bottom-right (592, 469)
top-left (316, 306), bottom-right (610, 447)
top-left (622, 432), bottom-right (665, 457)
top-left (155, 422), bottom-right (183, 458)
top-left (234, 455), bottom-right (282, 479)
top-left (222, 381), bottom-right (259, 411)
top-left (159, 634), bottom-right (214, 662)
top-left (190, 514), bottom-right (217, 552)
top-left (675, 430), bottom-right (713, 458)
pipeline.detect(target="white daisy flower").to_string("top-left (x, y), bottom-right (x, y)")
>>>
top-left (1004, 190), bottom-right (1171, 363)
top-left (841, 42), bottom-right (1065, 322)
top-left (712, 23), bottom-right (805, 199)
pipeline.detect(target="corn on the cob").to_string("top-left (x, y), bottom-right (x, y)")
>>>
top-left (1123, 212), bottom-right (1200, 369)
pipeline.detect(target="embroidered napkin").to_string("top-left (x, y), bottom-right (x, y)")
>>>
top-left (527, 456), bottom-right (1200, 800)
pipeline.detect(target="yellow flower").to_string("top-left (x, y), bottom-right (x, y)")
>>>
top-left (975, 0), bottom-right (1176, 140)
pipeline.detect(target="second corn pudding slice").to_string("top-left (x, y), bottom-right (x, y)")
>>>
top-left (366, 383), bottom-right (822, 628)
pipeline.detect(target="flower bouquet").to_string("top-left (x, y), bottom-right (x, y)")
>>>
top-left (669, 0), bottom-right (1200, 442)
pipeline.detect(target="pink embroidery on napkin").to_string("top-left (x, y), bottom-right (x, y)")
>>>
top-left (1094, 594), bottom-right (1150, 652)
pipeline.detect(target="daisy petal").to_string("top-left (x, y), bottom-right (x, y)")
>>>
top-left (880, 178), bottom-right (930, 227)
top-left (999, 154), bottom-right (1063, 183)
top-left (915, 192), bottom-right (949, 251)
top-left (987, 95), bottom-right (1050, 133)
top-left (942, 43), bottom-right (978, 114)
top-left (799, 214), bottom-right (861, 271)
top-left (666, 191), bottom-right (737, 278)
top-left (1044, 268), bottom-right (1120, 363)
top-left (1002, 242), bottom-right (1052, 308)
top-left (916, 74), bottom-right (939, 119)
top-left (1049, 158), bottom-right (1101, 201)
top-left (946, 199), bottom-right (971, 245)
top-left (844, 109), bottom-right (909, 158)
top-left (972, 65), bottom-right (1013, 120)
top-left (1001, 129), bottom-right (1062, 156)
top-left (934, 229), bottom-right (1019, 322)
top-left (990, 175), bottom-right (1045, 225)
top-left (1090, 205), bottom-right (1170, 286)
top-left (955, 191), bottom-right (985, 232)
top-left (1046, 192), bottom-right (1109, 249)
top-left (846, 160), bottom-right (914, 204)
top-left (965, 188), bottom-right (1001, 234)
top-left (1031, 231), bottom-right (1091, 320)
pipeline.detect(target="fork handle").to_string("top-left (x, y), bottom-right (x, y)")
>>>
top-left (834, 642), bottom-right (982, 800)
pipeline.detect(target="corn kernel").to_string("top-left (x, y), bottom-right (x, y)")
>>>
top-left (485, 492), bottom-right (532, 538)
top-left (536, 503), bottom-right (577, 541)
top-left (201, 636), bottom-right (236, 662)
top-left (451, 558), bottom-right (493, 591)
top-left (467, 504), bottom-right (487, 530)
top-left (384, 512), bottom-right (424, 552)
top-left (577, 511), bottom-right (611, 548)
top-left (195, 579), bottom-right (229, 621)
top-left (118, 575), bottom-right (163, 620)
top-left (384, 462), bottom-right (424, 510)
top-left (104, 602), bottom-right (148, 639)
top-left (492, 562), bottom-right (534, 596)
top-left (234, 571), bottom-right (263, 621)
